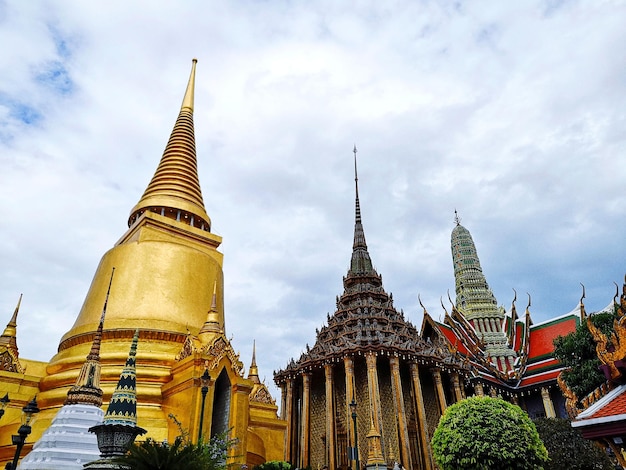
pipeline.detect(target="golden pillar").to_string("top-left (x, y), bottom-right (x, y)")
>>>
top-left (284, 378), bottom-right (294, 463)
top-left (431, 368), bottom-right (447, 414)
top-left (450, 372), bottom-right (463, 403)
top-left (324, 364), bottom-right (337, 470)
top-left (409, 362), bottom-right (433, 470)
top-left (389, 356), bottom-right (411, 469)
top-left (541, 387), bottom-right (556, 418)
top-left (301, 373), bottom-right (311, 469)
top-left (344, 356), bottom-right (356, 470)
top-left (231, 381), bottom-right (253, 465)
top-left (365, 352), bottom-right (382, 466)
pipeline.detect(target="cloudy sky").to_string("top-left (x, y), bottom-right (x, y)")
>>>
top-left (1, 1), bottom-right (625, 399)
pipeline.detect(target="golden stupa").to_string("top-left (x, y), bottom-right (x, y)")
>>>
top-left (0, 60), bottom-right (286, 467)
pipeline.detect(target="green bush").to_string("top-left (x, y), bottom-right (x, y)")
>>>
top-left (253, 461), bottom-right (293, 470)
top-left (534, 418), bottom-right (613, 470)
top-left (431, 396), bottom-right (548, 470)
top-left (114, 430), bottom-right (235, 470)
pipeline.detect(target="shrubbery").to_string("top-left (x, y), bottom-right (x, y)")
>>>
top-left (431, 396), bottom-right (548, 470)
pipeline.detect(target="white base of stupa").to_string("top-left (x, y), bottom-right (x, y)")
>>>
top-left (18, 403), bottom-right (104, 470)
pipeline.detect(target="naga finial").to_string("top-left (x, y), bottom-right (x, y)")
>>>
top-left (440, 297), bottom-right (449, 316)
top-left (418, 294), bottom-right (427, 314)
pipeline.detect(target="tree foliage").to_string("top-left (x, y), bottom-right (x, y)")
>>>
top-left (431, 396), bottom-right (548, 470)
top-left (114, 430), bottom-right (236, 470)
top-left (253, 461), bottom-right (293, 470)
top-left (553, 309), bottom-right (617, 399)
top-left (533, 418), bottom-right (613, 470)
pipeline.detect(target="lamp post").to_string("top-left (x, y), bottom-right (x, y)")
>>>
top-left (349, 397), bottom-right (359, 470)
top-left (198, 366), bottom-right (210, 443)
top-left (0, 394), bottom-right (10, 420)
top-left (6, 396), bottom-right (39, 470)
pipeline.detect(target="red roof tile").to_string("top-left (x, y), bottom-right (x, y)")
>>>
top-left (518, 369), bottom-right (562, 387)
top-left (589, 388), bottom-right (626, 419)
top-left (528, 316), bottom-right (577, 360)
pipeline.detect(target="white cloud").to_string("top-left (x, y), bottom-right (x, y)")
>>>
top-left (0, 0), bottom-right (625, 400)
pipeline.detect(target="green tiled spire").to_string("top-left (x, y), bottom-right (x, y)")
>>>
top-left (451, 213), bottom-right (500, 321)
top-left (103, 329), bottom-right (140, 426)
top-left (451, 212), bottom-right (517, 371)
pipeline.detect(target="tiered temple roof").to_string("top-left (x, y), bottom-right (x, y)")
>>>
top-left (275, 148), bottom-right (468, 381)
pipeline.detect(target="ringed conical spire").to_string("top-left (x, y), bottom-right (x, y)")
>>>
top-left (0, 294), bottom-right (21, 354)
top-left (128, 59), bottom-right (211, 231)
top-left (65, 268), bottom-right (115, 406)
top-left (349, 145), bottom-right (374, 275)
top-left (248, 340), bottom-right (259, 383)
top-left (451, 213), bottom-right (499, 320)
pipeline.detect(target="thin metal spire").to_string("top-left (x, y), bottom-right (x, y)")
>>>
top-left (454, 209), bottom-right (461, 226)
top-left (349, 145), bottom-right (373, 274)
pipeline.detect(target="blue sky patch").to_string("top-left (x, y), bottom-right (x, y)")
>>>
top-left (0, 93), bottom-right (42, 126)
top-left (35, 60), bottom-right (74, 95)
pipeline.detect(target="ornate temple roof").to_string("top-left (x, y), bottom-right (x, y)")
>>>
top-left (128, 59), bottom-right (212, 231)
top-left (275, 150), bottom-right (467, 381)
top-left (424, 216), bottom-right (578, 390)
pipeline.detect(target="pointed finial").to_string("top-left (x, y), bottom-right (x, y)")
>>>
top-left (181, 58), bottom-right (198, 112)
top-left (248, 340), bottom-right (259, 383)
top-left (579, 283), bottom-right (586, 322)
top-left (0, 294), bottom-right (23, 371)
top-left (454, 209), bottom-right (461, 226)
top-left (199, 280), bottom-right (222, 340)
top-left (100, 267), bottom-right (115, 324)
top-left (2, 294), bottom-right (22, 337)
top-left (354, 144), bottom-right (360, 204)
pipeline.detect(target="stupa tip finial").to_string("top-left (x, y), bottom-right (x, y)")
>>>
top-left (181, 58), bottom-right (197, 112)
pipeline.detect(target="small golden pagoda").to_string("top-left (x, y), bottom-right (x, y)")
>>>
top-left (0, 60), bottom-right (285, 467)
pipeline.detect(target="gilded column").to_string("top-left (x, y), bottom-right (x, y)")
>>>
top-left (344, 356), bottom-right (356, 469)
top-left (301, 373), bottom-right (312, 469)
top-left (389, 356), bottom-right (411, 469)
top-left (284, 378), bottom-right (294, 463)
top-left (541, 387), bottom-right (556, 418)
top-left (231, 381), bottom-right (253, 465)
top-left (325, 364), bottom-right (337, 470)
top-left (365, 352), bottom-right (382, 435)
top-left (450, 372), bottom-right (463, 403)
top-left (431, 368), bottom-right (447, 414)
top-left (409, 362), bottom-right (433, 470)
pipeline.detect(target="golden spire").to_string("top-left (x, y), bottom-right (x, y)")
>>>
top-left (0, 294), bottom-right (21, 341)
top-left (248, 340), bottom-right (260, 383)
top-left (128, 59), bottom-right (212, 231)
top-left (0, 295), bottom-right (23, 373)
top-left (198, 280), bottom-right (222, 342)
